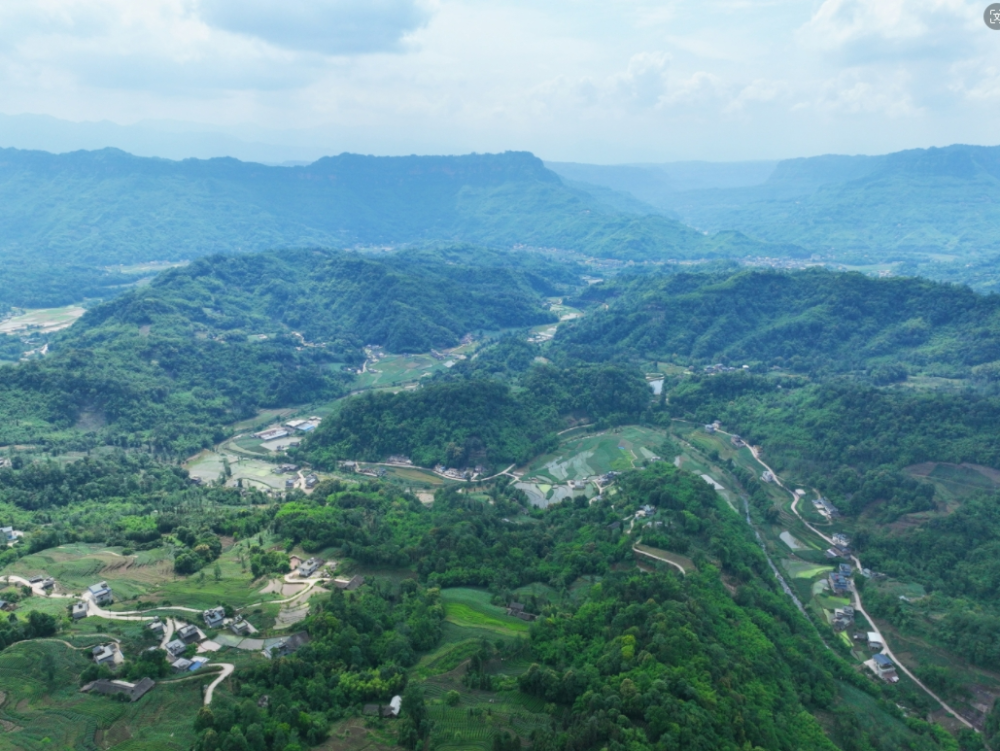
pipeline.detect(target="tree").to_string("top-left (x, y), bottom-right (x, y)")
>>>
top-left (214, 562), bottom-right (222, 582)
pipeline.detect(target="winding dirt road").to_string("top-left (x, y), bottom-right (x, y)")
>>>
top-left (735, 438), bottom-right (974, 730)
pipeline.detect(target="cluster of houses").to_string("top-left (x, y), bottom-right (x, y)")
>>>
top-left (433, 465), bottom-right (481, 481)
top-left (850, 632), bottom-right (899, 682)
top-left (272, 464), bottom-right (299, 475)
top-left (598, 471), bottom-right (621, 485)
top-left (254, 418), bottom-right (323, 444)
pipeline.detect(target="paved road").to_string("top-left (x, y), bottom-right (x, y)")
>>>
top-left (736, 438), bottom-right (975, 730)
top-left (81, 591), bottom-right (200, 619)
top-left (202, 663), bottom-right (234, 705)
top-left (4, 575), bottom-right (73, 598)
top-left (632, 544), bottom-right (687, 575)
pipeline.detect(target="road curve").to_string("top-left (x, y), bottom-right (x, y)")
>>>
top-left (735, 438), bottom-right (975, 730)
top-left (203, 663), bottom-right (234, 704)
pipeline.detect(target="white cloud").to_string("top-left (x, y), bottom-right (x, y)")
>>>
top-left (197, 0), bottom-right (430, 55)
top-left (0, 0), bottom-right (996, 162)
top-left (797, 0), bottom-right (977, 61)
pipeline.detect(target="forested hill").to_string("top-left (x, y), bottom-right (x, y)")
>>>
top-left (0, 147), bottom-right (783, 307)
top-left (0, 247), bottom-right (562, 454)
top-left (64, 247), bottom-right (559, 354)
top-left (556, 267), bottom-right (1000, 381)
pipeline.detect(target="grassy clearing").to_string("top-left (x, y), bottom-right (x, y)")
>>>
top-left (0, 305), bottom-right (86, 336)
top-left (441, 589), bottom-right (529, 635)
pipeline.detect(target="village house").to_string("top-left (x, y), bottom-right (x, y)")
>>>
top-left (871, 653), bottom-right (899, 683)
top-left (88, 581), bottom-right (113, 606)
top-left (831, 533), bottom-right (850, 548)
top-left (230, 616), bottom-right (253, 636)
top-left (264, 632), bottom-right (310, 659)
top-left (867, 632), bottom-right (884, 652)
top-left (828, 572), bottom-right (851, 596)
top-left (72, 601), bottom-right (89, 620)
top-left (177, 623), bottom-right (201, 644)
top-left (305, 474), bottom-right (318, 489)
top-left (832, 606), bottom-right (855, 632)
top-left (333, 575), bottom-right (365, 591)
top-left (297, 557), bottom-right (323, 578)
top-left (165, 639), bottom-right (187, 657)
top-left (363, 695), bottom-right (403, 718)
top-left (761, 470), bottom-right (775, 483)
top-left (148, 619), bottom-right (163, 635)
top-left (82, 677), bottom-right (155, 702)
top-left (172, 657), bottom-right (193, 672)
top-left (92, 643), bottom-right (117, 665)
top-left (202, 606), bottom-right (225, 629)
top-left (703, 424), bottom-right (716, 434)
top-left (0, 526), bottom-right (16, 542)
top-left (506, 602), bottom-right (537, 622)
top-left (838, 563), bottom-right (853, 576)
top-left (255, 427), bottom-right (289, 441)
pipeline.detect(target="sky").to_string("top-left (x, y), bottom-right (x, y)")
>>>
top-left (0, 0), bottom-right (998, 163)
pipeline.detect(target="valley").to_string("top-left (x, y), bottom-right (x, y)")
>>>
top-left (0, 149), bottom-right (998, 751)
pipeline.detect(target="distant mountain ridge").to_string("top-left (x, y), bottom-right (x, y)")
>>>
top-left (0, 146), bottom-right (783, 307)
top-left (551, 144), bottom-right (1000, 261)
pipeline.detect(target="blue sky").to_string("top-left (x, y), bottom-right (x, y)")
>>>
top-left (0, 0), bottom-right (997, 163)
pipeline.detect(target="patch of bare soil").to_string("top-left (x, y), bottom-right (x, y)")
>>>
top-left (0, 718), bottom-right (22, 732)
top-left (258, 579), bottom-right (284, 595)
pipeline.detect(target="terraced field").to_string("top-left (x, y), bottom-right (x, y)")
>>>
top-left (520, 425), bottom-right (668, 483)
top-left (0, 640), bottom-right (202, 750)
top-left (440, 589), bottom-right (530, 635)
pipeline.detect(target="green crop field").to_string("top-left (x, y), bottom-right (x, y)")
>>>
top-left (354, 353), bottom-right (447, 389)
top-left (521, 425), bottom-right (668, 482)
top-left (441, 589), bottom-right (529, 635)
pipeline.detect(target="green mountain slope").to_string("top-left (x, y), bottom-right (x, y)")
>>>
top-left (557, 267), bottom-right (1000, 380)
top-left (0, 247), bottom-right (562, 454)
